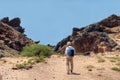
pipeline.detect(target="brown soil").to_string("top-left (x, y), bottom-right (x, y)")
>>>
top-left (0, 52), bottom-right (120, 80)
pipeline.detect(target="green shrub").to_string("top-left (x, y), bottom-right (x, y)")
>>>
top-left (16, 62), bottom-right (28, 69)
top-left (110, 60), bottom-right (116, 62)
top-left (112, 67), bottom-right (120, 71)
top-left (27, 58), bottom-right (36, 65)
top-left (16, 64), bottom-right (25, 69)
top-left (18, 44), bottom-right (52, 69)
top-left (32, 56), bottom-right (45, 63)
top-left (21, 44), bottom-right (53, 57)
top-left (116, 62), bottom-right (120, 66)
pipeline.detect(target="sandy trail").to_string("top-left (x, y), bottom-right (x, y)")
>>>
top-left (0, 53), bottom-right (120, 80)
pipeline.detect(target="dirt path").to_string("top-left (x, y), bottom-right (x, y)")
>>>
top-left (0, 53), bottom-right (120, 80)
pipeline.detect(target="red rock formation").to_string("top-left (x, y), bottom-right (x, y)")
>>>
top-left (54, 14), bottom-right (119, 54)
top-left (0, 18), bottom-right (34, 54)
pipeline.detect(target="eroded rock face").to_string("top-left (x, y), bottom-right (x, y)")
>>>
top-left (1, 17), bottom-right (9, 24)
top-left (0, 17), bottom-right (34, 53)
top-left (54, 35), bottom-right (71, 52)
top-left (1, 17), bottom-right (25, 33)
top-left (54, 14), bottom-right (119, 54)
top-left (99, 14), bottom-right (120, 28)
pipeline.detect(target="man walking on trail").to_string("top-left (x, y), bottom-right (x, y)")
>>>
top-left (65, 41), bottom-right (75, 74)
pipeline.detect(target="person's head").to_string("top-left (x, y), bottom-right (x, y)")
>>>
top-left (67, 41), bottom-right (72, 46)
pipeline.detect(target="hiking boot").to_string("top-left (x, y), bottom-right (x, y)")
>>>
top-left (67, 72), bottom-right (70, 75)
top-left (67, 71), bottom-right (70, 75)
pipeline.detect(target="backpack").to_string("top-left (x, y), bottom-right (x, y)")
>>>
top-left (67, 48), bottom-right (74, 57)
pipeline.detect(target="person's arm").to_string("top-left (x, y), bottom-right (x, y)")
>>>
top-left (65, 47), bottom-right (68, 55)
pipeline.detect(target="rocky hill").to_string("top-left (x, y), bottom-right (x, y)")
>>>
top-left (54, 14), bottom-right (120, 54)
top-left (0, 17), bottom-right (34, 55)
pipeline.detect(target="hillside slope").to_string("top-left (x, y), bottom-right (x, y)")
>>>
top-left (0, 17), bottom-right (34, 55)
top-left (108, 26), bottom-right (120, 45)
top-left (54, 14), bottom-right (120, 54)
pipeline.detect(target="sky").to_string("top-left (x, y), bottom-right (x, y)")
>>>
top-left (0, 0), bottom-right (120, 45)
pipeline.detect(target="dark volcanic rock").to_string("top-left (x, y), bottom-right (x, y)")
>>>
top-left (1, 17), bottom-right (9, 24)
top-left (99, 14), bottom-right (120, 28)
top-left (54, 35), bottom-right (71, 52)
top-left (0, 53), bottom-right (4, 58)
top-left (0, 17), bottom-right (34, 53)
top-left (83, 51), bottom-right (90, 56)
top-left (8, 18), bottom-right (25, 33)
top-left (8, 41), bottom-right (23, 51)
top-left (73, 32), bottom-right (98, 53)
top-left (83, 24), bottom-right (105, 32)
top-left (1, 17), bottom-right (25, 33)
top-left (8, 17), bottom-right (21, 27)
top-left (55, 14), bottom-right (119, 54)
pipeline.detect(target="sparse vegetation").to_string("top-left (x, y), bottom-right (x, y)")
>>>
top-left (110, 59), bottom-right (116, 62)
top-left (15, 44), bottom-right (54, 69)
top-left (86, 65), bottom-right (95, 71)
top-left (16, 62), bottom-right (28, 69)
top-left (86, 65), bottom-right (95, 69)
top-left (31, 56), bottom-right (45, 63)
top-left (106, 56), bottom-right (120, 62)
top-left (97, 56), bottom-right (105, 63)
top-left (117, 35), bottom-right (120, 39)
top-left (112, 57), bottom-right (120, 61)
top-left (3, 51), bottom-right (19, 57)
top-left (116, 62), bottom-right (120, 66)
top-left (21, 44), bottom-right (53, 57)
top-left (15, 56), bottom-right (46, 69)
top-left (106, 56), bottom-right (120, 72)
top-left (54, 52), bottom-right (65, 57)
top-left (112, 67), bottom-right (120, 71)
top-left (0, 58), bottom-right (6, 62)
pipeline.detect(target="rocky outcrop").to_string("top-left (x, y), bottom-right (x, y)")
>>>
top-left (54, 35), bottom-right (71, 52)
top-left (54, 14), bottom-right (120, 54)
top-left (0, 17), bottom-right (34, 54)
top-left (1, 17), bottom-right (24, 33)
top-left (99, 14), bottom-right (120, 28)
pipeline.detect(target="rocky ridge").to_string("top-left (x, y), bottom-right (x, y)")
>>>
top-left (54, 14), bottom-right (120, 54)
top-left (0, 17), bottom-right (34, 55)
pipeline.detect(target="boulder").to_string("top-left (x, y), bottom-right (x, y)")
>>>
top-left (0, 53), bottom-right (4, 58)
top-left (83, 51), bottom-right (90, 56)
